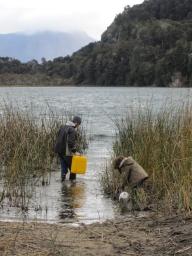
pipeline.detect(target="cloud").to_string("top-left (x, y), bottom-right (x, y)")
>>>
top-left (0, 0), bottom-right (144, 39)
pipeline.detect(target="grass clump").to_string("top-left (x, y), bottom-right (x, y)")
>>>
top-left (0, 102), bottom-right (87, 209)
top-left (102, 103), bottom-right (192, 213)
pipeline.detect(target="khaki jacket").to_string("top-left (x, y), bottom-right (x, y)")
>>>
top-left (120, 156), bottom-right (148, 188)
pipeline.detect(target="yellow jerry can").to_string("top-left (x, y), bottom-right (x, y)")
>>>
top-left (71, 155), bottom-right (87, 174)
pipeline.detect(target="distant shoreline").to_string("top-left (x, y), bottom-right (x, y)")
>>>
top-left (0, 73), bottom-right (190, 88)
top-left (0, 85), bottom-right (190, 88)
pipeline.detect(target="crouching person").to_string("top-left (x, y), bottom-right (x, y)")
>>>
top-left (113, 156), bottom-right (149, 210)
top-left (54, 116), bottom-right (82, 182)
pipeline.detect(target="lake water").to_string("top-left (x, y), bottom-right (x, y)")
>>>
top-left (0, 87), bottom-right (191, 224)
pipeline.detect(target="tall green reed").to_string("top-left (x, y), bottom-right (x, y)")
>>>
top-left (102, 102), bottom-right (192, 212)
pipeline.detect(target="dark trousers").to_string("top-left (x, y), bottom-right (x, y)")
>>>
top-left (59, 155), bottom-right (76, 180)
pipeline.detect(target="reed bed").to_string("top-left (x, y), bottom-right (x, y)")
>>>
top-left (101, 102), bottom-right (192, 212)
top-left (0, 102), bottom-right (87, 209)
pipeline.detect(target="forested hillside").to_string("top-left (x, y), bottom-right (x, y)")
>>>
top-left (0, 0), bottom-right (192, 86)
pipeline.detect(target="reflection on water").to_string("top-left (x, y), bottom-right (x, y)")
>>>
top-left (0, 134), bottom-right (116, 224)
top-left (59, 181), bottom-right (86, 221)
top-left (0, 171), bottom-right (117, 224)
top-left (0, 87), bottom-right (191, 224)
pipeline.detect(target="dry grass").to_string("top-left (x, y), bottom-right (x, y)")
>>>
top-left (0, 102), bottom-right (87, 209)
top-left (101, 102), bottom-right (192, 212)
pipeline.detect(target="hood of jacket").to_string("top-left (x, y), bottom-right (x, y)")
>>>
top-left (66, 121), bottom-right (76, 127)
top-left (119, 156), bottom-right (134, 169)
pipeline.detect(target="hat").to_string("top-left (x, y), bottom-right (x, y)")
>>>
top-left (72, 116), bottom-right (82, 125)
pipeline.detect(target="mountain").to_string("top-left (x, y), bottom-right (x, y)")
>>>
top-left (54, 0), bottom-right (191, 87)
top-left (0, 0), bottom-right (192, 86)
top-left (0, 31), bottom-right (94, 62)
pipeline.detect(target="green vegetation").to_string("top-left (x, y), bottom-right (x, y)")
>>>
top-left (101, 102), bottom-right (192, 212)
top-left (0, 0), bottom-right (192, 86)
top-left (0, 103), bottom-right (87, 209)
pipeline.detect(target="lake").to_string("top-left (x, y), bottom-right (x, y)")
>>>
top-left (0, 87), bottom-right (191, 224)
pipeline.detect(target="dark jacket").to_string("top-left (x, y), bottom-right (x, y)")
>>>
top-left (54, 121), bottom-right (77, 156)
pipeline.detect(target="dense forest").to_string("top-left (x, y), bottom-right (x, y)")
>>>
top-left (0, 0), bottom-right (192, 86)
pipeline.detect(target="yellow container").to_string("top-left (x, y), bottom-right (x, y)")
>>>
top-left (71, 155), bottom-right (87, 174)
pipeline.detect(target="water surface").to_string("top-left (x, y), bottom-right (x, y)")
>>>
top-left (0, 87), bottom-right (191, 224)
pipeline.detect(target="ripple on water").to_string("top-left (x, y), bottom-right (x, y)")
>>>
top-left (0, 87), bottom-right (191, 223)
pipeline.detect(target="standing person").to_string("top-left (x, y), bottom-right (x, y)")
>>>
top-left (54, 116), bottom-right (82, 181)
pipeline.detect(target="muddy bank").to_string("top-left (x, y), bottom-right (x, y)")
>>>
top-left (0, 214), bottom-right (191, 256)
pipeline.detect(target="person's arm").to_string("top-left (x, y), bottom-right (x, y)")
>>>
top-left (67, 127), bottom-right (77, 153)
top-left (120, 167), bottom-right (131, 190)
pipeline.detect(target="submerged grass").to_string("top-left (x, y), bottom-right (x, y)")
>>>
top-left (0, 102), bottom-right (88, 209)
top-left (101, 102), bottom-right (192, 213)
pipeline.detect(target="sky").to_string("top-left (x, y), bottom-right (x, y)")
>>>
top-left (0, 0), bottom-right (144, 39)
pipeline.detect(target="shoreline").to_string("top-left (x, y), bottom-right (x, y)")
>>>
top-left (0, 85), bottom-right (191, 88)
top-left (0, 213), bottom-right (191, 255)
top-left (0, 74), bottom-right (190, 88)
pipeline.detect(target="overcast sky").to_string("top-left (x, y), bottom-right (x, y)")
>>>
top-left (0, 0), bottom-right (144, 39)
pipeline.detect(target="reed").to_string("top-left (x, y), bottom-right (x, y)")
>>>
top-left (0, 102), bottom-right (87, 209)
top-left (101, 102), bottom-right (192, 212)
